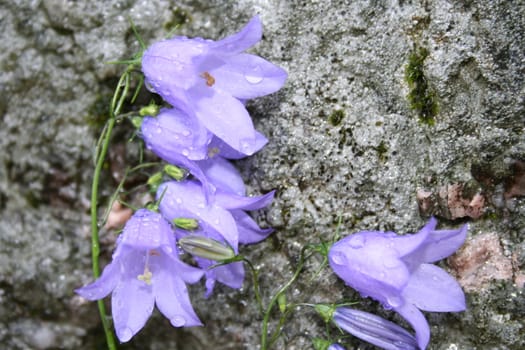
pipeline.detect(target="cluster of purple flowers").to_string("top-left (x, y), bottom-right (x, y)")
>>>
top-left (76, 16), bottom-right (287, 342)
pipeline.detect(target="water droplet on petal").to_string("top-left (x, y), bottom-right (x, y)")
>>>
top-left (182, 149), bottom-right (189, 156)
top-left (182, 129), bottom-right (191, 137)
top-left (156, 127), bottom-right (162, 134)
top-left (171, 315), bottom-right (186, 327)
top-left (383, 258), bottom-right (401, 269)
top-left (175, 198), bottom-right (183, 204)
top-left (163, 245), bottom-right (173, 254)
top-left (244, 65), bottom-right (263, 84)
top-left (348, 235), bottom-right (365, 249)
top-left (330, 251), bottom-right (347, 265)
top-left (386, 295), bottom-right (402, 308)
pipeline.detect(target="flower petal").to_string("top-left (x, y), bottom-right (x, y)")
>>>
top-left (141, 108), bottom-right (212, 161)
top-left (197, 156), bottom-right (246, 195)
top-left (333, 307), bottom-right (418, 350)
top-left (208, 131), bottom-right (268, 160)
top-left (211, 53), bottom-right (287, 99)
top-left (188, 85), bottom-right (257, 155)
top-left (407, 221), bottom-right (468, 264)
top-left (394, 302), bottom-right (430, 350)
top-left (158, 181), bottom-right (239, 250)
top-left (232, 209), bottom-right (274, 244)
top-left (214, 190), bottom-right (275, 210)
top-left (75, 260), bottom-right (120, 300)
top-left (152, 254), bottom-right (202, 327)
top-left (210, 16), bottom-right (262, 54)
top-left (111, 251), bottom-right (155, 343)
top-left (402, 263), bottom-right (466, 312)
top-left (120, 209), bottom-right (174, 250)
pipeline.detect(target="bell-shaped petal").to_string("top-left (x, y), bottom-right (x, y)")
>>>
top-left (393, 303), bottom-right (430, 350)
top-left (141, 108), bottom-right (212, 161)
top-left (197, 156), bottom-right (246, 195)
top-left (232, 209), bottom-right (274, 244)
top-left (214, 189), bottom-right (275, 211)
top-left (208, 131), bottom-right (269, 160)
top-left (211, 53), bottom-right (288, 99)
top-left (209, 15), bottom-right (262, 54)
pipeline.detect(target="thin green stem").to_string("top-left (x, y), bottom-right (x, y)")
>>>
top-left (260, 246), bottom-right (311, 350)
top-left (242, 257), bottom-right (263, 314)
top-left (90, 68), bottom-right (133, 350)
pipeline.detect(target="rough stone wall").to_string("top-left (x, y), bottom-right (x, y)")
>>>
top-left (0, 0), bottom-right (523, 349)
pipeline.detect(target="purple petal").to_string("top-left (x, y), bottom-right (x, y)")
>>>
top-left (111, 251), bottom-right (155, 342)
top-left (232, 209), bottom-right (274, 244)
top-left (211, 53), bottom-right (287, 99)
top-left (209, 16), bottom-right (262, 54)
top-left (152, 254), bottom-right (202, 327)
top-left (75, 260), bottom-right (119, 300)
top-left (333, 307), bottom-right (418, 350)
top-left (120, 209), bottom-right (174, 250)
top-left (164, 250), bottom-right (204, 284)
top-left (158, 181), bottom-right (239, 250)
top-left (394, 303), bottom-right (430, 350)
top-left (208, 131), bottom-right (268, 159)
top-left (188, 85), bottom-right (257, 155)
top-left (402, 263), bottom-right (466, 312)
top-left (329, 232), bottom-right (411, 301)
top-left (197, 156), bottom-right (246, 195)
top-left (405, 220), bottom-right (468, 264)
top-left (197, 258), bottom-right (245, 297)
top-left (214, 190), bottom-right (275, 210)
top-left (141, 108), bottom-right (212, 161)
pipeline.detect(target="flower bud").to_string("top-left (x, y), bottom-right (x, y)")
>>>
top-left (139, 103), bottom-right (160, 117)
top-left (178, 235), bottom-right (235, 261)
top-left (131, 116), bottom-right (143, 129)
top-left (147, 171), bottom-right (163, 192)
top-left (173, 218), bottom-right (199, 231)
top-left (164, 164), bottom-right (186, 181)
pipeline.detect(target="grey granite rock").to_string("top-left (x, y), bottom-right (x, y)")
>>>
top-left (0, 0), bottom-right (523, 349)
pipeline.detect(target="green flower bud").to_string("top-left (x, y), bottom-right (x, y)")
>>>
top-left (173, 217), bottom-right (199, 231)
top-left (139, 103), bottom-right (160, 117)
top-left (131, 116), bottom-right (143, 129)
top-left (164, 164), bottom-right (186, 180)
top-left (314, 304), bottom-right (335, 323)
top-left (147, 171), bottom-right (163, 192)
top-left (178, 235), bottom-right (235, 261)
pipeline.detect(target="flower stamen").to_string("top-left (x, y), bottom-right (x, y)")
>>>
top-left (201, 72), bottom-right (215, 87)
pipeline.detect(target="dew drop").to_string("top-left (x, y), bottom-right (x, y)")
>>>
top-left (330, 251), bottom-right (347, 265)
top-left (171, 315), bottom-right (186, 327)
top-left (383, 258), bottom-right (400, 269)
top-left (182, 129), bottom-right (191, 137)
top-left (244, 65), bottom-right (263, 84)
top-left (175, 198), bottom-right (183, 204)
top-left (348, 235), bottom-right (365, 249)
top-left (182, 149), bottom-right (189, 156)
top-left (386, 295), bottom-right (402, 308)
top-left (163, 245), bottom-right (173, 254)
top-left (156, 127), bottom-right (162, 134)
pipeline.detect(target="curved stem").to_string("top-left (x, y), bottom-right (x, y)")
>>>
top-left (242, 257), bottom-right (263, 314)
top-left (90, 68), bottom-right (132, 350)
top-left (260, 246), bottom-right (311, 350)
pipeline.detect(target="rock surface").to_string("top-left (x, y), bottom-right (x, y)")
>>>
top-left (0, 0), bottom-right (523, 349)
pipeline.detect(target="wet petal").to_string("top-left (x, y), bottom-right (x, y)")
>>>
top-left (197, 156), bottom-right (246, 195)
top-left (111, 251), bottom-right (155, 342)
top-left (214, 190), bottom-right (275, 210)
top-left (402, 263), bottom-right (466, 312)
top-left (394, 303), bottom-right (430, 350)
top-left (188, 85), bottom-right (257, 155)
top-left (75, 260), bottom-right (120, 300)
top-left (120, 209), bottom-right (174, 250)
top-left (141, 108), bottom-right (212, 161)
top-left (208, 131), bottom-right (268, 159)
top-left (232, 209), bottom-right (274, 244)
top-left (210, 16), bottom-right (262, 54)
top-left (152, 254), bottom-right (202, 327)
top-left (211, 53), bottom-right (287, 99)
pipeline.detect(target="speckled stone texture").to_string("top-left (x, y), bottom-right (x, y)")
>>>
top-left (0, 0), bottom-right (523, 349)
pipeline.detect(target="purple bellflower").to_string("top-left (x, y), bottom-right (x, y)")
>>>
top-left (327, 344), bottom-right (346, 350)
top-left (157, 180), bottom-right (274, 295)
top-left (141, 15), bottom-right (287, 155)
top-left (328, 218), bottom-right (467, 349)
top-left (141, 109), bottom-right (268, 196)
top-left (333, 307), bottom-right (418, 350)
top-left (76, 209), bottom-right (203, 342)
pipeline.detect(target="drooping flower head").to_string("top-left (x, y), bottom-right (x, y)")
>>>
top-left (328, 218), bottom-right (467, 349)
top-left (75, 209), bottom-right (203, 342)
top-left (141, 15), bottom-right (287, 155)
top-left (157, 180), bottom-right (274, 295)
